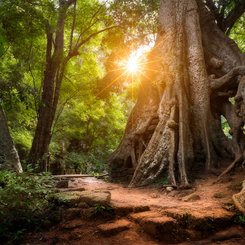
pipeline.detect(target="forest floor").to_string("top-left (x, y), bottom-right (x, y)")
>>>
top-left (23, 169), bottom-right (245, 245)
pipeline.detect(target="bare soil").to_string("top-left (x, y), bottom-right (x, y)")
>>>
top-left (23, 170), bottom-right (245, 245)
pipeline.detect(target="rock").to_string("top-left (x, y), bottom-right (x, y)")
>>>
top-left (232, 181), bottom-right (245, 215)
top-left (51, 191), bottom-right (86, 207)
top-left (166, 187), bottom-right (174, 192)
top-left (141, 216), bottom-right (185, 242)
top-left (79, 190), bottom-right (111, 206)
top-left (129, 211), bottom-right (160, 223)
top-left (51, 190), bottom-right (111, 207)
top-left (183, 193), bottom-right (201, 202)
top-left (129, 211), bottom-right (186, 243)
top-left (163, 207), bottom-right (234, 231)
top-left (97, 219), bottom-right (131, 236)
top-left (56, 180), bottom-right (69, 188)
top-left (110, 202), bottom-right (150, 216)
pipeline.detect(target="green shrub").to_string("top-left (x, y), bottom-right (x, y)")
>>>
top-left (0, 169), bottom-right (55, 242)
top-left (63, 150), bottom-right (108, 174)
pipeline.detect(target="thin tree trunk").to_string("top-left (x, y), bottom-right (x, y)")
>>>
top-left (28, 2), bottom-right (70, 171)
top-left (0, 104), bottom-right (22, 173)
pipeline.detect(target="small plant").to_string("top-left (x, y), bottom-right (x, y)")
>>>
top-left (0, 169), bottom-right (55, 242)
top-left (234, 213), bottom-right (245, 225)
top-left (157, 176), bottom-right (169, 185)
top-left (92, 204), bottom-right (114, 218)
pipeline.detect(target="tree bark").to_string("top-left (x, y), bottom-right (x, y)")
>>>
top-left (0, 104), bottom-right (22, 173)
top-left (28, 1), bottom-right (72, 171)
top-left (109, 0), bottom-right (245, 187)
top-left (28, 0), bottom-right (116, 171)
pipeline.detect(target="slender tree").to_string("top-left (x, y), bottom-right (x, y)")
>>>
top-left (28, 0), bottom-right (116, 170)
top-left (109, 0), bottom-right (245, 187)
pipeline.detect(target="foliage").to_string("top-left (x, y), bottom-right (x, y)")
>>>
top-left (230, 14), bottom-right (245, 52)
top-left (221, 115), bottom-right (232, 138)
top-left (92, 204), bottom-right (114, 218)
top-left (63, 149), bottom-right (110, 174)
top-left (0, 169), bottom-right (55, 242)
top-left (234, 213), bottom-right (245, 226)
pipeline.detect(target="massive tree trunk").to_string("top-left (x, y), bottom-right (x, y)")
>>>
top-left (109, 0), bottom-right (245, 187)
top-left (0, 104), bottom-right (23, 173)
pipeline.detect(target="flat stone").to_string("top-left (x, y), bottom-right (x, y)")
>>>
top-left (130, 211), bottom-right (186, 243)
top-left (129, 211), bottom-right (160, 223)
top-left (97, 219), bottom-right (131, 236)
top-left (141, 216), bottom-right (176, 236)
top-left (52, 190), bottom-right (111, 207)
top-left (163, 207), bottom-right (234, 231)
top-left (52, 191), bottom-right (86, 207)
top-left (111, 202), bottom-right (150, 216)
top-left (166, 187), bottom-right (174, 192)
top-left (79, 190), bottom-right (111, 205)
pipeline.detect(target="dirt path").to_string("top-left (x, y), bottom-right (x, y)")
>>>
top-left (24, 171), bottom-right (245, 245)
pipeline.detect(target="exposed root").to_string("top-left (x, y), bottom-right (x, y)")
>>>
top-left (210, 66), bottom-right (245, 91)
top-left (215, 155), bottom-right (243, 182)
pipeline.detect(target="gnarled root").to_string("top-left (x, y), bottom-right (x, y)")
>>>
top-left (216, 154), bottom-right (243, 183)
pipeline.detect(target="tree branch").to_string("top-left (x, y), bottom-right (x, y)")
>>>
top-left (224, 0), bottom-right (245, 34)
top-left (74, 4), bottom-right (105, 48)
top-left (67, 25), bottom-right (119, 61)
top-left (210, 66), bottom-right (245, 91)
top-left (69, 0), bottom-right (77, 52)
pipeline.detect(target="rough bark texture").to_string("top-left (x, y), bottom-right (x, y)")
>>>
top-left (109, 0), bottom-right (245, 187)
top-left (0, 104), bottom-right (22, 173)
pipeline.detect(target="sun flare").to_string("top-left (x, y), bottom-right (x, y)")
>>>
top-left (126, 55), bottom-right (140, 74)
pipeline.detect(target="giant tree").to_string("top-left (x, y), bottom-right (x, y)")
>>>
top-left (109, 0), bottom-right (245, 187)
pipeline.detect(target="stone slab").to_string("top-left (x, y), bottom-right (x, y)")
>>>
top-left (97, 219), bottom-right (131, 236)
